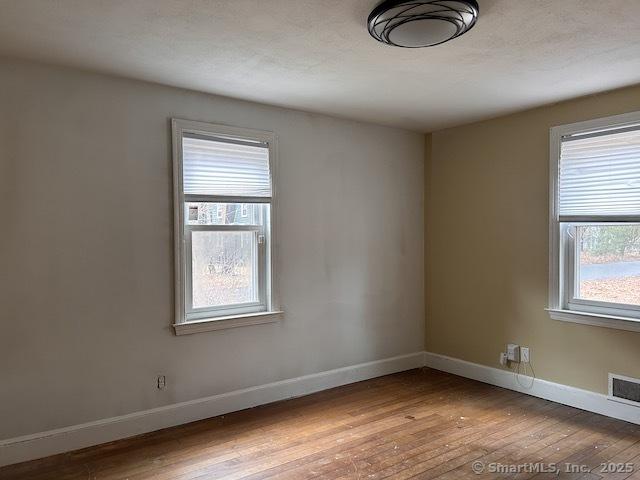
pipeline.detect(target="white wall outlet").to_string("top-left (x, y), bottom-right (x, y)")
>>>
top-left (157, 375), bottom-right (166, 390)
top-left (507, 344), bottom-right (520, 362)
top-left (521, 347), bottom-right (530, 363)
top-left (499, 352), bottom-right (508, 366)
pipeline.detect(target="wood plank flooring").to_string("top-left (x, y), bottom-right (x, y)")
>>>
top-left (2, 368), bottom-right (640, 479)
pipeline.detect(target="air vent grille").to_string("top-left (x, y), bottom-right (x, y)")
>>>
top-left (609, 374), bottom-right (640, 406)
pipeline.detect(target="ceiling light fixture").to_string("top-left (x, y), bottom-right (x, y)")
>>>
top-left (367, 0), bottom-right (479, 48)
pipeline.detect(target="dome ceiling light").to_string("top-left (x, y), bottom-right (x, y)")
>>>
top-left (367, 0), bottom-right (479, 48)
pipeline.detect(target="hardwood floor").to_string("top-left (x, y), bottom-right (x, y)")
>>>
top-left (2, 368), bottom-right (640, 479)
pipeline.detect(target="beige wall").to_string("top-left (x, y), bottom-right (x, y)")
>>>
top-left (0, 59), bottom-right (425, 440)
top-left (426, 84), bottom-right (640, 394)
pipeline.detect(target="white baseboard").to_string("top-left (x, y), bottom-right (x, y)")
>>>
top-left (4, 351), bottom-right (638, 468)
top-left (0, 352), bottom-right (424, 467)
top-left (424, 351), bottom-right (640, 426)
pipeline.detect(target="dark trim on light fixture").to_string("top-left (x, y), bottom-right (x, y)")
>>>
top-left (368, 0), bottom-right (479, 48)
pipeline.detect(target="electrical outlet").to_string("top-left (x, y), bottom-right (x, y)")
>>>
top-left (521, 347), bottom-right (530, 363)
top-left (157, 375), bottom-right (166, 390)
top-left (499, 352), bottom-right (508, 366)
top-left (507, 344), bottom-right (520, 362)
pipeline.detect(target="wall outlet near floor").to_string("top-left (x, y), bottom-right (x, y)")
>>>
top-left (157, 375), bottom-right (166, 390)
top-left (507, 344), bottom-right (520, 363)
top-left (501, 344), bottom-right (529, 366)
top-left (499, 352), bottom-right (508, 366)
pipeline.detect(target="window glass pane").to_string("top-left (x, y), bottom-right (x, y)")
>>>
top-left (577, 224), bottom-right (640, 305)
top-left (186, 202), bottom-right (265, 226)
top-left (191, 231), bottom-right (258, 309)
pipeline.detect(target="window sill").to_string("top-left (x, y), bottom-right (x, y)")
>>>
top-left (173, 311), bottom-right (284, 336)
top-left (547, 308), bottom-right (640, 333)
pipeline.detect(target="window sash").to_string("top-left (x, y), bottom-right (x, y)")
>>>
top-left (561, 223), bottom-right (640, 319)
top-left (559, 215), bottom-right (640, 223)
top-left (184, 225), bottom-right (267, 320)
top-left (185, 194), bottom-right (272, 204)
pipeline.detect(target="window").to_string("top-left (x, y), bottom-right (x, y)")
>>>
top-left (549, 111), bottom-right (640, 331)
top-left (172, 119), bottom-right (280, 334)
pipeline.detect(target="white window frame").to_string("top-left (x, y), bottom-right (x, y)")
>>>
top-left (172, 119), bottom-right (282, 335)
top-left (548, 110), bottom-right (640, 333)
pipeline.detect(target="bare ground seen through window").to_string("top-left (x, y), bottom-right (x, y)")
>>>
top-left (578, 225), bottom-right (640, 305)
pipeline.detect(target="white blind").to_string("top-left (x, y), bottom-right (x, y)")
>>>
top-left (182, 134), bottom-right (271, 198)
top-left (559, 127), bottom-right (640, 218)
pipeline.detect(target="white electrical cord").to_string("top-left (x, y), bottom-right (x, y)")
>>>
top-left (512, 357), bottom-right (535, 389)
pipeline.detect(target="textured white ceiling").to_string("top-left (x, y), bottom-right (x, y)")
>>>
top-left (1, 0), bottom-right (640, 131)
